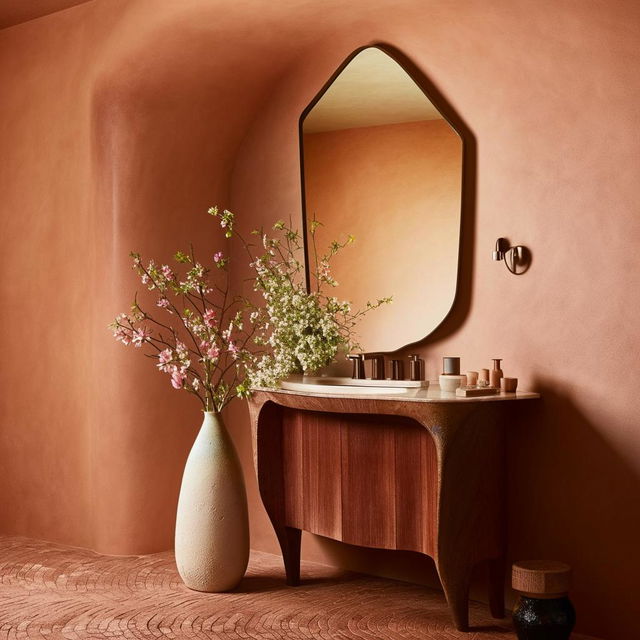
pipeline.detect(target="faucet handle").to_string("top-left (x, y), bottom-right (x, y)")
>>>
top-left (409, 354), bottom-right (423, 381)
top-left (390, 359), bottom-right (405, 381)
top-left (364, 352), bottom-right (386, 380)
top-left (347, 353), bottom-right (366, 380)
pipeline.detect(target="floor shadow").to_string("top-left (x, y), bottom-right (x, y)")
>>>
top-left (235, 572), bottom-right (358, 594)
top-left (471, 625), bottom-right (512, 634)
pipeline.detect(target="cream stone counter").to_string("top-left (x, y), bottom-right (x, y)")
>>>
top-left (257, 382), bottom-right (540, 403)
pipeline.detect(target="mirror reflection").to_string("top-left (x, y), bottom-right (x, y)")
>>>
top-left (301, 47), bottom-right (463, 353)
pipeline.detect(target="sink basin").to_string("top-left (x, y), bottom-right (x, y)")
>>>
top-left (281, 380), bottom-right (411, 395)
top-left (280, 375), bottom-right (429, 396)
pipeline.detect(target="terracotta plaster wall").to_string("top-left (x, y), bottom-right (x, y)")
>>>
top-left (1, 1), bottom-right (639, 638)
top-left (0, 0), bottom-right (94, 29)
top-left (230, 2), bottom-right (640, 639)
top-left (0, 0), bottom-right (127, 551)
top-left (0, 0), bottom-right (312, 553)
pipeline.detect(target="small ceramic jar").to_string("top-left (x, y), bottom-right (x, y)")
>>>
top-left (512, 561), bottom-right (575, 640)
top-left (439, 374), bottom-right (466, 392)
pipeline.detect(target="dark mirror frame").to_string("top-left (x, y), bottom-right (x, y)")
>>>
top-left (298, 43), bottom-right (476, 351)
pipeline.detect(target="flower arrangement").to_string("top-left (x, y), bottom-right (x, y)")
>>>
top-left (109, 216), bottom-right (259, 412)
top-left (110, 208), bottom-right (389, 409)
top-left (247, 216), bottom-right (391, 388)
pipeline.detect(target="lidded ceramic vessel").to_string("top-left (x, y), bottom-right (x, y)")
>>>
top-left (512, 560), bottom-right (575, 640)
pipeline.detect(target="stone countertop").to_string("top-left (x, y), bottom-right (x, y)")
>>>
top-left (253, 382), bottom-right (540, 404)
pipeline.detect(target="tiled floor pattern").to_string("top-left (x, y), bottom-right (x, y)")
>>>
top-left (0, 536), bottom-right (595, 639)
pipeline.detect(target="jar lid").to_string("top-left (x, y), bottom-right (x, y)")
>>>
top-left (442, 357), bottom-right (460, 375)
top-left (512, 560), bottom-right (572, 597)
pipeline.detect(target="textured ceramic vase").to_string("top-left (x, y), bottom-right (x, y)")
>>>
top-left (513, 596), bottom-right (576, 640)
top-left (175, 411), bottom-right (249, 592)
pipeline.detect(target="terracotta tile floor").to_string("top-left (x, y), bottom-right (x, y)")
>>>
top-left (0, 536), bottom-right (596, 639)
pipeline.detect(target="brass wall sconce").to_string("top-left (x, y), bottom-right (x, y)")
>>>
top-left (492, 238), bottom-right (531, 275)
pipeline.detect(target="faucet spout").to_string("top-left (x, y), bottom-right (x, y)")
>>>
top-left (347, 353), bottom-right (366, 380)
top-left (364, 353), bottom-right (386, 380)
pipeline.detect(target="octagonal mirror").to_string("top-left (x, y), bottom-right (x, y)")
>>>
top-left (300, 46), bottom-right (464, 353)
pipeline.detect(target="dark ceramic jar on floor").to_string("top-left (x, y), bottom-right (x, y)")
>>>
top-left (512, 560), bottom-right (576, 640)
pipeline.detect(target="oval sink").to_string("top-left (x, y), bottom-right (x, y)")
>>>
top-left (280, 379), bottom-right (413, 395)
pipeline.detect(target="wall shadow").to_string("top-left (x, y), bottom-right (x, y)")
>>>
top-left (506, 378), bottom-right (640, 639)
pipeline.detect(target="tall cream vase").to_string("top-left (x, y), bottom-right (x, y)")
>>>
top-left (175, 411), bottom-right (249, 591)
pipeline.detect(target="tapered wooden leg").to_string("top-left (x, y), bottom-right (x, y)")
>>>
top-left (437, 561), bottom-right (471, 631)
top-left (274, 526), bottom-right (301, 586)
top-left (488, 556), bottom-right (506, 618)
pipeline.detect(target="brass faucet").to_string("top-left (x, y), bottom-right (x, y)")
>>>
top-left (347, 353), bottom-right (366, 379)
top-left (390, 359), bottom-right (404, 381)
top-left (364, 353), bottom-right (386, 380)
top-left (348, 353), bottom-right (412, 381)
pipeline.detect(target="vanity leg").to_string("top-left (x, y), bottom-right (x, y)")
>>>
top-left (274, 525), bottom-right (301, 586)
top-left (488, 556), bottom-right (506, 618)
top-left (437, 562), bottom-right (471, 631)
top-left (437, 564), bottom-right (471, 631)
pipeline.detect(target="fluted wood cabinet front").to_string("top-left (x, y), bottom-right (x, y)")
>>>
top-left (280, 410), bottom-right (437, 554)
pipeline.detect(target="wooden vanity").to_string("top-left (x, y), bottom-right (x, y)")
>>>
top-left (247, 385), bottom-right (539, 631)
